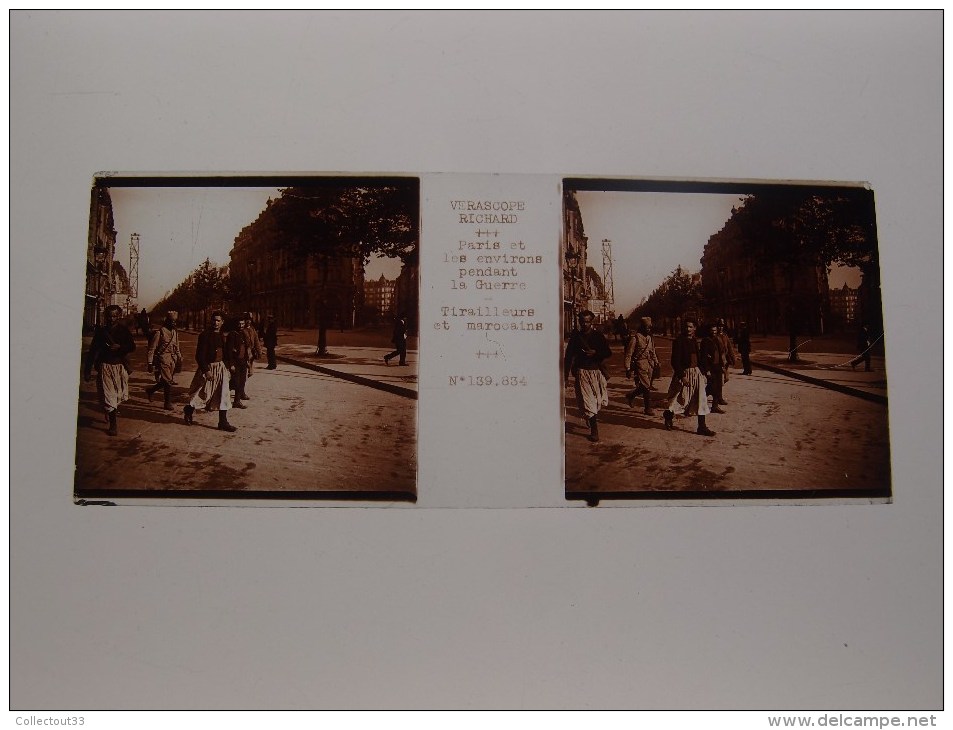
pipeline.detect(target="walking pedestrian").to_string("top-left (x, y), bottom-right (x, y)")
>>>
top-left (613, 314), bottom-right (629, 343)
top-left (183, 311), bottom-right (238, 431)
top-left (736, 321), bottom-right (752, 375)
top-left (661, 318), bottom-right (715, 437)
top-left (624, 317), bottom-right (659, 415)
top-left (715, 318), bottom-right (735, 402)
top-left (83, 304), bottom-right (136, 436)
top-left (850, 325), bottom-right (873, 372)
top-left (564, 310), bottom-right (612, 442)
top-left (136, 307), bottom-right (151, 339)
top-left (243, 313), bottom-right (262, 380)
top-left (383, 313), bottom-right (408, 366)
top-left (700, 322), bottom-right (727, 414)
top-left (225, 316), bottom-right (249, 410)
top-left (145, 310), bottom-right (182, 411)
top-left (263, 314), bottom-right (278, 369)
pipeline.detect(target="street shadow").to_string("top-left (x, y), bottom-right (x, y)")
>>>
top-left (565, 397), bottom-right (668, 433)
top-left (76, 392), bottom-right (189, 429)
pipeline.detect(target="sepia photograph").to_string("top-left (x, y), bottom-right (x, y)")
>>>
top-left (562, 178), bottom-right (889, 502)
top-left (75, 175), bottom-right (420, 501)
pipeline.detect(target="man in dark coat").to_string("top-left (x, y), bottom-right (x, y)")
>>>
top-left (184, 311), bottom-right (237, 431)
top-left (850, 325), bottom-right (873, 372)
top-left (700, 323), bottom-right (726, 414)
top-left (263, 314), bottom-right (279, 369)
top-left (136, 308), bottom-right (151, 338)
top-left (84, 304), bottom-right (136, 436)
top-left (384, 314), bottom-right (408, 366)
top-left (225, 315), bottom-right (249, 410)
top-left (736, 321), bottom-right (753, 375)
top-left (661, 318), bottom-right (714, 437)
top-left (564, 310), bottom-right (613, 442)
top-left (714, 318), bottom-right (735, 402)
top-left (235, 312), bottom-right (261, 398)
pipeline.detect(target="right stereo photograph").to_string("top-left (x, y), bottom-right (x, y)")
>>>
top-left (562, 178), bottom-right (889, 503)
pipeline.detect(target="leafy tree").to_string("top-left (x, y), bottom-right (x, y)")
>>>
top-left (151, 259), bottom-right (228, 331)
top-left (730, 190), bottom-right (879, 359)
top-left (631, 265), bottom-right (701, 334)
top-left (270, 184), bottom-right (418, 354)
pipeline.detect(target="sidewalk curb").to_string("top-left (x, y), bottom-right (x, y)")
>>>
top-left (752, 360), bottom-right (887, 406)
top-left (277, 355), bottom-right (418, 400)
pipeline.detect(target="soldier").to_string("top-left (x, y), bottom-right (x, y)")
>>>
top-left (624, 317), bottom-right (660, 415)
top-left (145, 310), bottom-right (183, 411)
top-left (700, 322), bottom-right (727, 414)
top-left (564, 310), bottom-right (612, 442)
top-left (183, 311), bottom-right (237, 431)
top-left (83, 304), bottom-right (136, 436)
top-left (715, 318), bottom-right (735, 403)
top-left (662, 318), bottom-right (715, 437)
top-left (226, 315), bottom-right (250, 409)
top-left (239, 312), bottom-right (262, 397)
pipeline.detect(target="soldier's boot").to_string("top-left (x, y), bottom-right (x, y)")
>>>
top-left (643, 393), bottom-right (654, 416)
top-left (184, 404), bottom-right (194, 425)
top-left (587, 416), bottom-right (600, 443)
top-left (696, 416), bottom-right (716, 437)
top-left (162, 384), bottom-right (173, 411)
top-left (107, 410), bottom-right (118, 437)
top-left (217, 410), bottom-right (237, 432)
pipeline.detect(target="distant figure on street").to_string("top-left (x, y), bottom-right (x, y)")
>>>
top-left (736, 321), bottom-right (753, 375)
top-left (624, 316), bottom-right (659, 415)
top-left (564, 310), bottom-right (612, 443)
top-left (263, 314), bottom-right (279, 369)
top-left (136, 308), bottom-right (151, 338)
top-left (662, 318), bottom-right (714, 437)
top-left (850, 325), bottom-right (873, 372)
top-left (184, 311), bottom-right (237, 431)
top-left (84, 304), bottom-right (136, 436)
top-left (700, 322), bottom-right (727, 414)
top-left (145, 310), bottom-right (183, 411)
top-left (613, 314), bottom-right (629, 343)
top-left (384, 313), bottom-right (408, 366)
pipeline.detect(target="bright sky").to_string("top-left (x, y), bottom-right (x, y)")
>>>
top-left (109, 187), bottom-right (281, 309)
top-left (108, 186), bottom-right (404, 309)
top-left (576, 191), bottom-right (740, 315)
top-left (576, 190), bottom-right (862, 316)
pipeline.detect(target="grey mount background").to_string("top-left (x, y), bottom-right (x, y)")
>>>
top-left (11, 11), bottom-right (941, 709)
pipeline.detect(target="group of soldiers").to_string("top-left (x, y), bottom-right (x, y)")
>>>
top-left (564, 310), bottom-right (752, 443)
top-left (83, 306), bottom-right (279, 436)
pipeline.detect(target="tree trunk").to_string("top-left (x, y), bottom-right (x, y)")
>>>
top-left (316, 316), bottom-right (328, 356)
top-left (315, 259), bottom-right (329, 356)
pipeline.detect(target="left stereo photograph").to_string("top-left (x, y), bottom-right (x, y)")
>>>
top-left (75, 175), bottom-right (420, 503)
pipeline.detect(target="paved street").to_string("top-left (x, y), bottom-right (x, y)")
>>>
top-left (565, 335), bottom-right (890, 500)
top-left (74, 328), bottom-right (418, 501)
